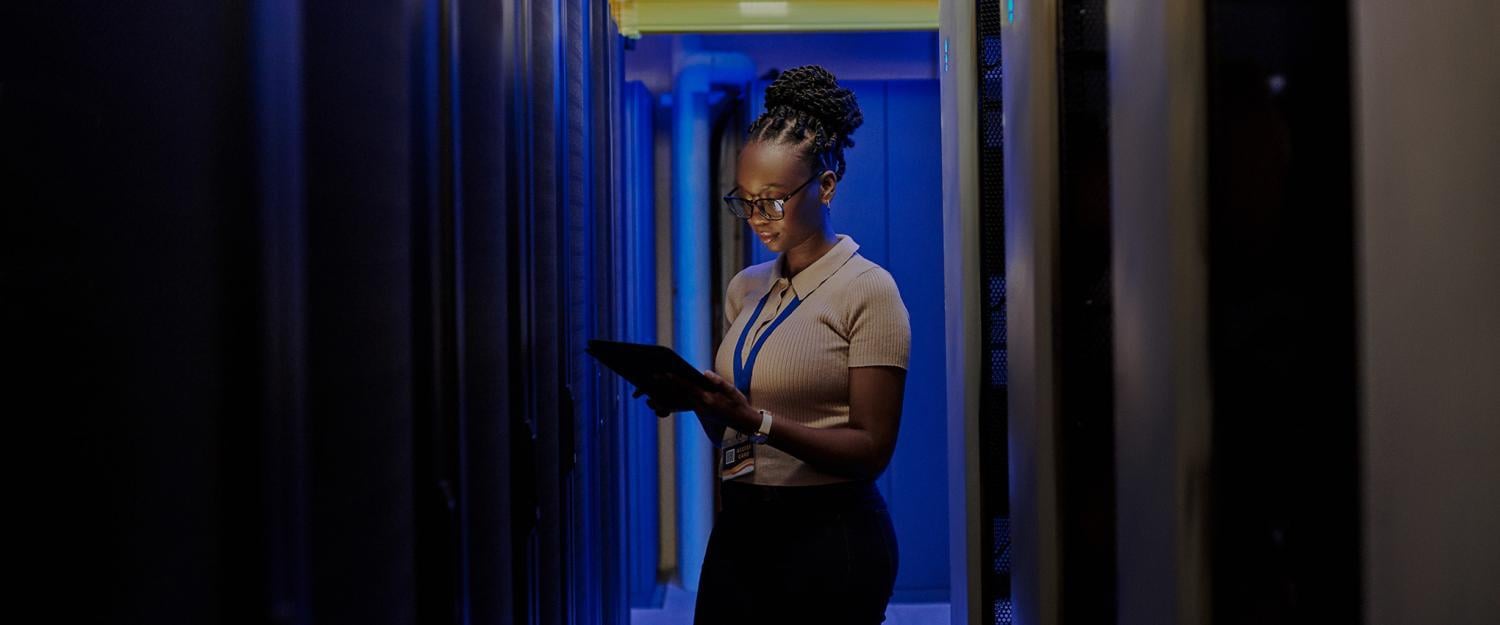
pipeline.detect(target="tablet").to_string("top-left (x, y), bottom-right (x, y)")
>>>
top-left (585, 339), bottom-right (718, 394)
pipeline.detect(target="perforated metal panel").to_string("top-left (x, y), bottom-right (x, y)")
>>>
top-left (976, 0), bottom-right (1011, 623)
top-left (992, 517), bottom-right (1012, 574)
top-left (987, 276), bottom-right (1008, 388)
top-left (1055, 0), bottom-right (1119, 620)
top-left (993, 599), bottom-right (1015, 625)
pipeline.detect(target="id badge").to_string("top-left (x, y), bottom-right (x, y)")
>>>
top-left (720, 433), bottom-right (755, 481)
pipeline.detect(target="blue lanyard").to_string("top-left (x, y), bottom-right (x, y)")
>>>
top-left (732, 286), bottom-right (803, 398)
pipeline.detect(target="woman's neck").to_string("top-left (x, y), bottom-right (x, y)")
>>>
top-left (782, 228), bottom-right (838, 278)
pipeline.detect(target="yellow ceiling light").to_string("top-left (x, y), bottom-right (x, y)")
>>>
top-left (609, 1), bottom-right (938, 38)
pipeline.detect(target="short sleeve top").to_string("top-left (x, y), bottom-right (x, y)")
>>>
top-left (713, 234), bottom-right (912, 486)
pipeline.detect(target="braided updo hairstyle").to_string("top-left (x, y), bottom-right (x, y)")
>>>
top-left (747, 65), bottom-right (864, 181)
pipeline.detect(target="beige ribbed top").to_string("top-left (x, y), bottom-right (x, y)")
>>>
top-left (713, 234), bottom-right (912, 486)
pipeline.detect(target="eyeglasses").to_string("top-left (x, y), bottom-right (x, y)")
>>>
top-left (721, 173), bottom-right (822, 221)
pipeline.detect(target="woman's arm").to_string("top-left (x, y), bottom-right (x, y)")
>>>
top-left (758, 366), bottom-right (906, 480)
top-left (685, 367), bottom-right (907, 481)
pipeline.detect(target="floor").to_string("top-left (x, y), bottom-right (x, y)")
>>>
top-left (630, 586), bottom-right (951, 625)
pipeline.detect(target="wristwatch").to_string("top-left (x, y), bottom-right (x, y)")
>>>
top-left (751, 409), bottom-right (773, 444)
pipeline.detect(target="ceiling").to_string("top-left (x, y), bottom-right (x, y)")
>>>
top-left (608, 1), bottom-right (939, 37)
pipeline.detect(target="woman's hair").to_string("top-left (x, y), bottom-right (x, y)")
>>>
top-left (747, 65), bottom-right (864, 181)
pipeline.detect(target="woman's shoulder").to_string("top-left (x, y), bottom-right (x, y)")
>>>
top-left (839, 254), bottom-right (900, 293)
top-left (837, 256), bottom-right (910, 316)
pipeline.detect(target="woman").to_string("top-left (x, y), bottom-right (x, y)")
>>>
top-left (646, 66), bottom-right (911, 625)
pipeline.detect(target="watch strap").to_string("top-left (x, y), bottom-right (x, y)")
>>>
top-left (753, 409), bottom-right (773, 444)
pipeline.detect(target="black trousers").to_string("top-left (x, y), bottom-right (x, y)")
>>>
top-left (694, 479), bottom-right (899, 625)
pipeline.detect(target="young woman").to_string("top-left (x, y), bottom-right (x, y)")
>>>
top-left (646, 65), bottom-right (912, 624)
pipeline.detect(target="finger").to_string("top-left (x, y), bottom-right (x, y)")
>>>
top-left (704, 369), bottom-right (732, 390)
top-left (706, 372), bottom-right (742, 399)
top-left (706, 371), bottom-right (735, 395)
top-left (703, 370), bottom-right (722, 384)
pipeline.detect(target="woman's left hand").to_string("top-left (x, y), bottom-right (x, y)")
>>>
top-left (675, 370), bottom-right (758, 434)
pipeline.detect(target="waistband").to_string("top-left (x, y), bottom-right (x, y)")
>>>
top-left (720, 479), bottom-right (885, 514)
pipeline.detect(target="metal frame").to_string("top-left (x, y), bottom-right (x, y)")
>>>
top-left (1108, 0), bottom-right (1212, 623)
top-left (938, 1), bottom-right (983, 622)
top-left (454, 0), bottom-right (524, 620)
top-left (1355, 1), bottom-right (1500, 623)
top-left (620, 80), bottom-right (663, 609)
top-left (1000, 1), bottom-right (1063, 624)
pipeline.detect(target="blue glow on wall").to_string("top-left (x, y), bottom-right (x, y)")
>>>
top-left (670, 48), bottom-right (755, 592)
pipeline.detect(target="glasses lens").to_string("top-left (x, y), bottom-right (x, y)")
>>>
top-left (760, 199), bottom-right (785, 221)
top-left (724, 197), bottom-right (787, 220)
top-left (724, 197), bottom-right (751, 218)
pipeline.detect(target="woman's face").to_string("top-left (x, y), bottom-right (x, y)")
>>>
top-left (733, 141), bottom-right (836, 254)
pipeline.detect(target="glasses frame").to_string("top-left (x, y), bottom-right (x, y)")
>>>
top-left (721, 172), bottom-right (824, 221)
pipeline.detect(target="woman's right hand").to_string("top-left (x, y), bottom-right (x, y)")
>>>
top-left (632, 374), bottom-right (695, 417)
top-left (631, 375), bottom-right (729, 447)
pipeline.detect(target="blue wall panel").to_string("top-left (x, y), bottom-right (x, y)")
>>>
top-left (834, 81), bottom-right (891, 270)
top-left (883, 80), bottom-right (950, 603)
